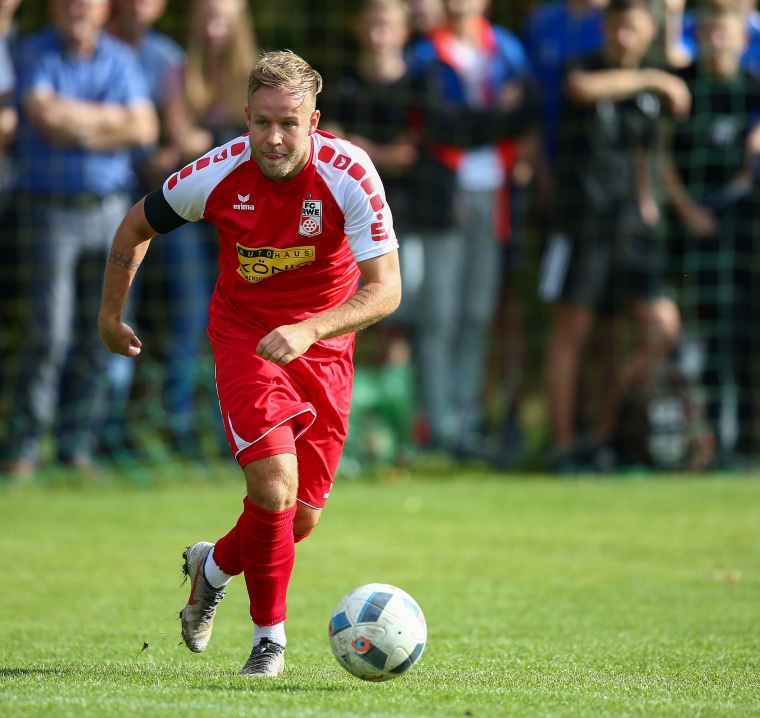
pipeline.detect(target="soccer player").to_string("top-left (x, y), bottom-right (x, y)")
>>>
top-left (98, 50), bottom-right (402, 677)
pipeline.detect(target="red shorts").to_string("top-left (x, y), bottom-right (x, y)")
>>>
top-left (211, 331), bottom-right (354, 509)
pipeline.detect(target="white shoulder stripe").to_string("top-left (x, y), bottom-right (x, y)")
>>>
top-left (311, 132), bottom-right (398, 259)
top-left (311, 133), bottom-right (386, 214)
top-left (163, 135), bottom-right (251, 222)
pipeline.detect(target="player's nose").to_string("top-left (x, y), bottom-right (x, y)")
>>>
top-left (267, 128), bottom-right (284, 145)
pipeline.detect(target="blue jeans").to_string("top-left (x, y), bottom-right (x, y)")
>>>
top-left (414, 188), bottom-right (503, 447)
top-left (7, 193), bottom-right (130, 462)
top-left (101, 219), bottom-right (219, 450)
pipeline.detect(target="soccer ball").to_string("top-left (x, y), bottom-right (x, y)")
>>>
top-left (328, 583), bottom-right (427, 681)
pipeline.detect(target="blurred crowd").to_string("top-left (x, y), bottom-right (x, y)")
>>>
top-left (1, 0), bottom-right (760, 480)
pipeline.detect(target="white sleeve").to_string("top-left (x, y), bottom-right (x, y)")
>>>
top-left (342, 160), bottom-right (399, 263)
top-left (162, 139), bottom-right (250, 221)
top-left (162, 162), bottom-right (209, 222)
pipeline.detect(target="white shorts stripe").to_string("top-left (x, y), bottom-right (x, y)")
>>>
top-left (538, 232), bottom-right (572, 302)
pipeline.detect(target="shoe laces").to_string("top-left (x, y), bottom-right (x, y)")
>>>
top-left (199, 582), bottom-right (225, 621)
top-left (244, 639), bottom-right (284, 669)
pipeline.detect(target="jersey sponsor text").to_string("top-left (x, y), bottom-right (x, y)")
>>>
top-left (236, 243), bottom-right (315, 283)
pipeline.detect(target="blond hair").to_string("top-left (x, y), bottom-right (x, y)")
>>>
top-left (185, 0), bottom-right (259, 123)
top-left (247, 50), bottom-right (323, 109)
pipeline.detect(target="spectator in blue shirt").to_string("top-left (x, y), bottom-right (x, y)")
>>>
top-left (103, 0), bottom-right (216, 463)
top-left (0, 0), bottom-right (20, 439)
top-left (523, 0), bottom-right (607, 170)
top-left (2, 0), bottom-right (157, 480)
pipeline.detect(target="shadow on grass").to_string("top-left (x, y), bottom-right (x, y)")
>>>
top-left (0, 665), bottom-right (351, 693)
top-left (204, 680), bottom-right (347, 693)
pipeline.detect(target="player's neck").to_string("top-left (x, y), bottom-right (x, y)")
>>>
top-left (567, 0), bottom-right (602, 16)
top-left (59, 30), bottom-right (100, 58)
top-left (358, 53), bottom-right (406, 84)
top-left (707, 56), bottom-right (740, 79)
top-left (603, 46), bottom-right (646, 69)
top-left (108, 17), bottom-right (148, 48)
top-left (445, 15), bottom-right (483, 45)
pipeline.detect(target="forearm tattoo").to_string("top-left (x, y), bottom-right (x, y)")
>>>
top-left (345, 287), bottom-right (371, 310)
top-left (108, 249), bottom-right (141, 272)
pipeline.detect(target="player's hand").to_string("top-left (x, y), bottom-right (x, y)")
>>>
top-left (99, 317), bottom-right (142, 357)
top-left (257, 324), bottom-right (318, 365)
top-left (682, 203), bottom-right (718, 241)
top-left (497, 82), bottom-right (524, 113)
top-left (652, 72), bottom-right (691, 120)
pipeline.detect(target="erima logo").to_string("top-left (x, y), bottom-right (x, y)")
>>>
top-left (234, 193), bottom-right (255, 211)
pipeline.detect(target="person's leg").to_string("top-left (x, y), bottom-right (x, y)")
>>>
top-left (182, 339), bottom-right (350, 675)
top-left (453, 189), bottom-right (504, 440)
top-left (594, 296), bottom-right (681, 445)
top-left (545, 302), bottom-right (595, 453)
top-left (727, 205), bottom-right (756, 460)
top-left (159, 221), bottom-right (213, 454)
top-left (232, 349), bottom-right (352, 675)
top-left (415, 227), bottom-right (466, 449)
top-left (5, 199), bottom-right (79, 469)
top-left (56, 197), bottom-right (131, 463)
top-left (181, 440), bottom-right (297, 675)
top-left (539, 226), bottom-right (611, 466)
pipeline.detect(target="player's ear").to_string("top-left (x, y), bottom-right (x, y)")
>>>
top-left (309, 109), bottom-right (321, 135)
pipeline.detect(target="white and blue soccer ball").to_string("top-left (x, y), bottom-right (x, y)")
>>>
top-left (328, 583), bottom-right (427, 681)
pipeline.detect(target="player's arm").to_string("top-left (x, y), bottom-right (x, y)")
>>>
top-left (25, 90), bottom-right (158, 150)
top-left (661, 123), bottom-right (717, 240)
top-left (98, 198), bottom-right (158, 357)
top-left (565, 68), bottom-right (691, 119)
top-left (100, 182), bottom-right (194, 356)
top-left (257, 250), bottom-right (402, 366)
top-left (412, 67), bottom-right (539, 148)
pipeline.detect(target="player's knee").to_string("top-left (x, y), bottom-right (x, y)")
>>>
top-left (294, 505), bottom-right (321, 539)
top-left (243, 454), bottom-right (298, 511)
top-left (654, 300), bottom-right (681, 352)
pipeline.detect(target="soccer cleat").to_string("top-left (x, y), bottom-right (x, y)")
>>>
top-left (239, 639), bottom-right (286, 677)
top-left (180, 542), bottom-right (226, 653)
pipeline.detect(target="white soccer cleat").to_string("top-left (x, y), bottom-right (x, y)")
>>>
top-left (180, 542), bottom-right (226, 653)
top-left (239, 639), bottom-right (286, 677)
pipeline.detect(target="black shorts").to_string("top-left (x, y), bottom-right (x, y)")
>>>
top-left (538, 222), bottom-right (667, 311)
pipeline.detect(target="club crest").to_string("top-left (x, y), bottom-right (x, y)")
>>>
top-left (299, 199), bottom-right (322, 237)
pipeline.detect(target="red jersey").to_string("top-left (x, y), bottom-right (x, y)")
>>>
top-left (159, 130), bottom-right (399, 359)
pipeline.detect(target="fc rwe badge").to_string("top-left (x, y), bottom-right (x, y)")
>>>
top-left (299, 199), bottom-right (322, 236)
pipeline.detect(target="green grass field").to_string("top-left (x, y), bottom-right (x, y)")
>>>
top-left (1, 466), bottom-right (758, 717)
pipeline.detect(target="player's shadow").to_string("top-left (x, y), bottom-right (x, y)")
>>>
top-left (1, 665), bottom-right (353, 692)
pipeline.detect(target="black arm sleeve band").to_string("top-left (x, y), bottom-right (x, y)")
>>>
top-left (144, 187), bottom-right (190, 235)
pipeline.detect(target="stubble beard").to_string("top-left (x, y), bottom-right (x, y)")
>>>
top-left (253, 144), bottom-right (306, 180)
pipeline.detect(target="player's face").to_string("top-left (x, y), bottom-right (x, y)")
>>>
top-left (246, 86), bottom-right (320, 182)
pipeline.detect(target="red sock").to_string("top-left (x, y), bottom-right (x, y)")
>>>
top-left (215, 507), bottom-right (312, 571)
top-left (212, 516), bottom-right (244, 577)
top-left (239, 497), bottom-right (297, 626)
